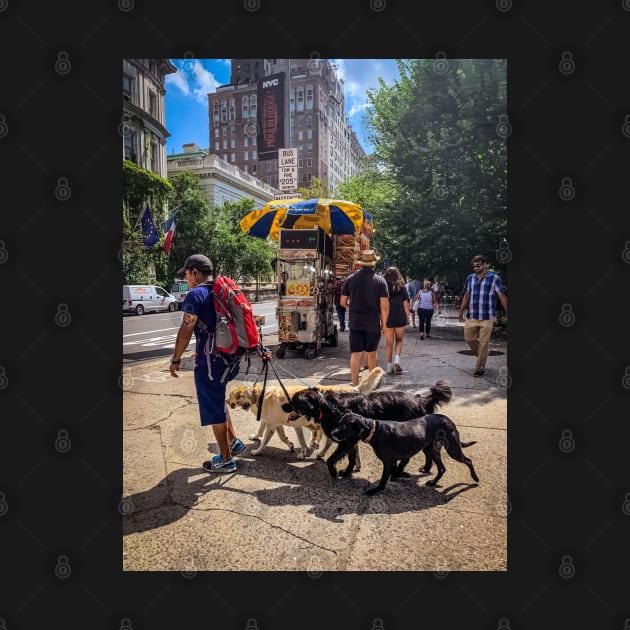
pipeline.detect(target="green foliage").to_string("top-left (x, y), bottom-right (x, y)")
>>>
top-left (122, 160), bottom-right (173, 286)
top-left (365, 59), bottom-right (507, 287)
top-left (297, 176), bottom-right (332, 199)
top-left (165, 172), bottom-right (275, 283)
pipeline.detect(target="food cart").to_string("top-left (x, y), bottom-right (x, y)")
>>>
top-left (239, 197), bottom-right (374, 359)
top-left (276, 226), bottom-right (337, 359)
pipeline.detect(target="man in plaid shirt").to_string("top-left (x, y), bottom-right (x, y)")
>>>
top-left (459, 254), bottom-right (508, 377)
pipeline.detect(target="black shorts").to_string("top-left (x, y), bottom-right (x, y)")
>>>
top-left (349, 329), bottom-right (381, 353)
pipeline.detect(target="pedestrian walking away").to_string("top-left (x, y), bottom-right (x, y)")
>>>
top-left (417, 279), bottom-right (438, 339)
top-left (333, 276), bottom-right (347, 332)
top-left (406, 279), bottom-right (420, 327)
top-left (383, 266), bottom-right (410, 374)
top-left (459, 254), bottom-right (508, 377)
top-left (169, 253), bottom-right (270, 473)
top-left (340, 249), bottom-right (389, 387)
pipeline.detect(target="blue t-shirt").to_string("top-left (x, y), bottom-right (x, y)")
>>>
top-left (182, 282), bottom-right (216, 368)
top-left (463, 271), bottom-right (506, 320)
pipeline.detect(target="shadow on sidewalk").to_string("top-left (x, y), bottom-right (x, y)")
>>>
top-left (123, 452), bottom-right (479, 533)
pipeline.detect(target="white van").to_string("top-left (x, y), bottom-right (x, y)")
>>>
top-left (122, 285), bottom-right (177, 315)
top-left (169, 279), bottom-right (189, 310)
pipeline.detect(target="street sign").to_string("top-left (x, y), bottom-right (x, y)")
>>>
top-left (274, 192), bottom-right (302, 200)
top-left (278, 147), bottom-right (297, 168)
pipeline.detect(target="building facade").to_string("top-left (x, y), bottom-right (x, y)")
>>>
top-left (207, 59), bottom-right (366, 196)
top-left (122, 58), bottom-right (176, 179)
top-left (167, 143), bottom-right (280, 207)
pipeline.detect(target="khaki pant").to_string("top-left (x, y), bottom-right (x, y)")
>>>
top-left (464, 318), bottom-right (494, 370)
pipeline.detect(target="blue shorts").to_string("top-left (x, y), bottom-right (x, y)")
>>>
top-left (349, 329), bottom-right (381, 353)
top-left (193, 358), bottom-right (240, 426)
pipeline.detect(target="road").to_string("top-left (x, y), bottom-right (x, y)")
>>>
top-left (122, 300), bottom-right (278, 364)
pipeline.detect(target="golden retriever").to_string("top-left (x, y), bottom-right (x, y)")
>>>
top-left (226, 367), bottom-right (384, 459)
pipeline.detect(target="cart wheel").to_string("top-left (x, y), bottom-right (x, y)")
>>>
top-left (276, 346), bottom-right (286, 359)
top-left (328, 327), bottom-right (338, 347)
top-left (304, 347), bottom-right (316, 359)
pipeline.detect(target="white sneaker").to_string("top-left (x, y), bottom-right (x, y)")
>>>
top-left (386, 364), bottom-right (394, 374)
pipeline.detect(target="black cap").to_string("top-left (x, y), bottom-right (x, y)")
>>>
top-left (177, 254), bottom-right (213, 277)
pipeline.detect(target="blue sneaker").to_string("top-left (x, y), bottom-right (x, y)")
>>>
top-left (203, 454), bottom-right (237, 473)
top-left (230, 437), bottom-right (245, 456)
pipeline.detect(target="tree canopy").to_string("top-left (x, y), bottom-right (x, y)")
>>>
top-left (363, 58), bottom-right (507, 287)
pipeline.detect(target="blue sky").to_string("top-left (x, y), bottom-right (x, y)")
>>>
top-left (164, 59), bottom-right (402, 156)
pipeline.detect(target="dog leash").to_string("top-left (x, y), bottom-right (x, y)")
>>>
top-left (255, 359), bottom-right (269, 423)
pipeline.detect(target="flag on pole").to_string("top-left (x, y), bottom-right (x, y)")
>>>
top-left (161, 211), bottom-right (177, 254)
top-left (141, 206), bottom-right (159, 250)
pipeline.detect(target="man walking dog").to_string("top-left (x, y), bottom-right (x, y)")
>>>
top-left (459, 254), bottom-right (508, 377)
top-left (169, 253), bottom-right (270, 473)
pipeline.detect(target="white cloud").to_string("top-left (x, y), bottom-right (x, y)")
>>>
top-left (165, 59), bottom-right (222, 105)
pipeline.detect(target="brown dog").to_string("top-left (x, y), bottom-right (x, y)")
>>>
top-left (226, 367), bottom-right (384, 459)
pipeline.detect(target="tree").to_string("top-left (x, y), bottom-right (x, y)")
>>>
top-left (166, 172), bottom-right (275, 283)
top-left (297, 176), bottom-right (332, 199)
top-left (365, 59), bottom-right (507, 287)
top-left (122, 159), bottom-right (173, 285)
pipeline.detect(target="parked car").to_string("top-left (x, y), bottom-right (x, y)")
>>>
top-left (122, 285), bottom-right (177, 315)
top-left (169, 279), bottom-right (189, 310)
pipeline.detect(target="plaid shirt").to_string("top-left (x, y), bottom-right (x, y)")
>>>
top-left (464, 271), bottom-right (505, 320)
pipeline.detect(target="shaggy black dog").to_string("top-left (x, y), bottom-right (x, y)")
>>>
top-left (330, 412), bottom-right (479, 494)
top-left (281, 381), bottom-right (452, 479)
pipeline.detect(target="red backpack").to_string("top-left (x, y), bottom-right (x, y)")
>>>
top-left (207, 276), bottom-right (260, 364)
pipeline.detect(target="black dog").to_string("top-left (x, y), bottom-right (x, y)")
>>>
top-left (281, 381), bottom-right (452, 479)
top-left (330, 412), bottom-right (479, 494)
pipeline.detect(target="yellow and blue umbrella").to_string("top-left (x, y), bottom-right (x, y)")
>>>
top-left (240, 197), bottom-right (370, 241)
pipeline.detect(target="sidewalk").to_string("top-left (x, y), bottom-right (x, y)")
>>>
top-left (122, 313), bottom-right (507, 571)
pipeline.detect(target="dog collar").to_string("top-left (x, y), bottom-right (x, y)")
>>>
top-left (362, 419), bottom-right (376, 443)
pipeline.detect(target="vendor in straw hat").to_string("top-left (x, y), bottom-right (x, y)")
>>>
top-left (339, 249), bottom-right (389, 386)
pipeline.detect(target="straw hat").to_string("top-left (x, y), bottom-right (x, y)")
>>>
top-left (357, 249), bottom-right (381, 266)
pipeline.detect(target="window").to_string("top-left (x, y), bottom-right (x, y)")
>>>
top-left (231, 126), bottom-right (235, 135)
top-left (148, 91), bottom-right (157, 117)
top-left (123, 74), bottom-right (133, 101)
top-left (298, 116), bottom-right (304, 126)
top-left (307, 129), bottom-right (312, 139)
top-left (306, 115), bottom-right (312, 128)
top-left (215, 128), bottom-right (219, 138)
top-left (306, 85), bottom-right (313, 110)
top-left (267, 162), bottom-right (272, 171)
top-left (297, 87), bottom-right (304, 112)
top-left (244, 165), bottom-right (248, 173)
top-left (123, 130), bottom-right (136, 162)
top-left (244, 151), bottom-right (248, 161)
top-left (307, 144), bottom-right (312, 153)
top-left (290, 87), bottom-right (295, 113)
top-left (222, 127), bottom-right (227, 137)
top-left (150, 137), bottom-right (158, 172)
top-left (223, 140), bottom-right (227, 149)
top-left (231, 153), bottom-right (235, 162)
top-left (229, 98), bottom-right (235, 121)
top-left (298, 159), bottom-right (303, 168)
top-left (250, 95), bottom-right (256, 118)
top-left (252, 164), bottom-right (257, 174)
top-left (221, 99), bottom-right (227, 122)
top-left (223, 154), bottom-right (228, 162)
top-left (298, 130), bottom-right (303, 141)
top-left (242, 96), bottom-right (249, 118)
top-left (213, 102), bottom-right (219, 122)
top-left (252, 136), bottom-right (256, 146)
top-left (231, 139), bottom-right (235, 148)
top-left (299, 172), bottom-right (304, 183)
top-left (252, 150), bottom-right (257, 160)
top-left (306, 158), bottom-right (312, 167)
top-left (215, 141), bottom-right (219, 151)
top-left (244, 136), bottom-right (248, 147)
top-left (307, 173), bottom-right (312, 182)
